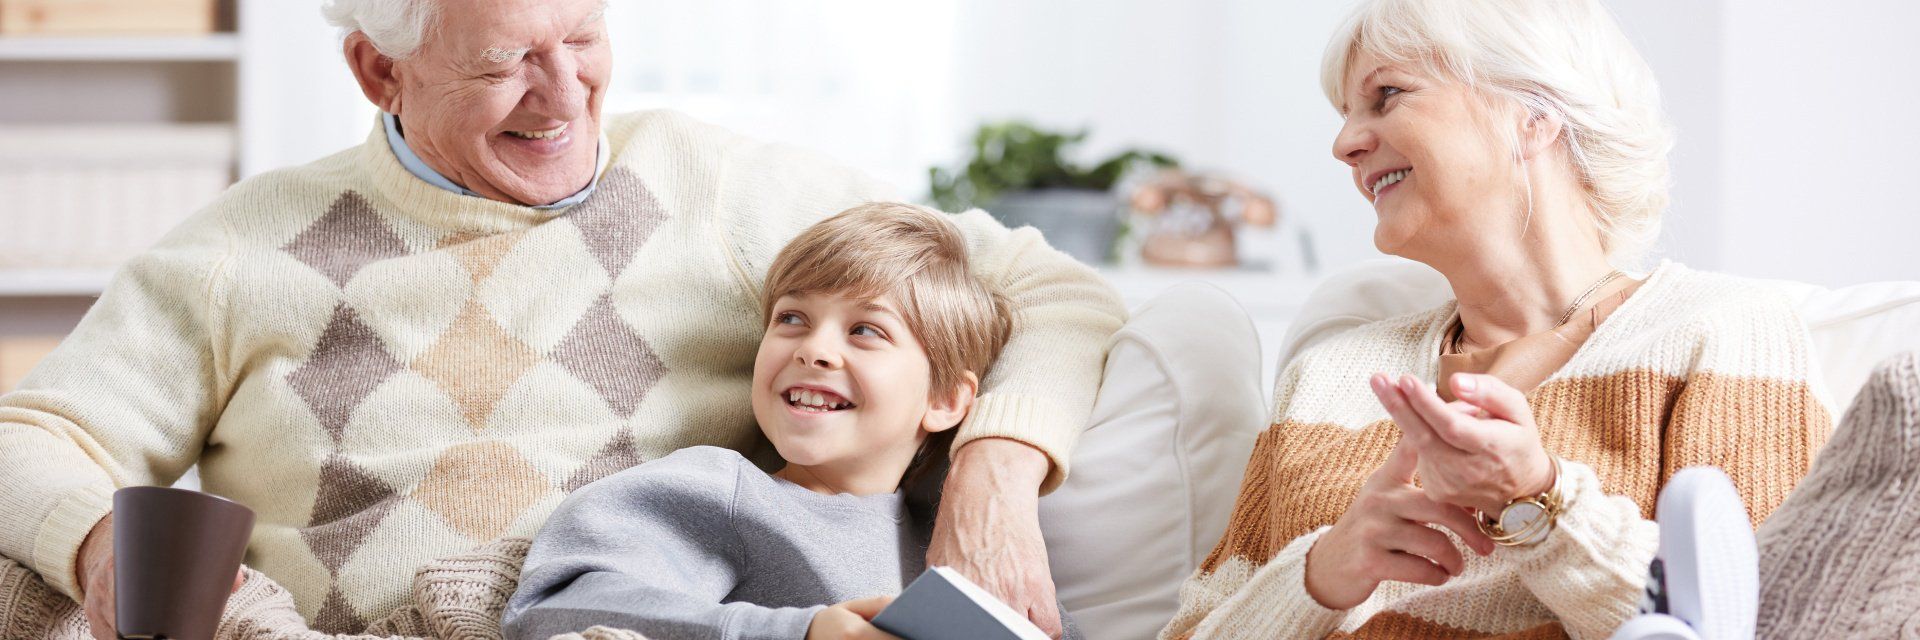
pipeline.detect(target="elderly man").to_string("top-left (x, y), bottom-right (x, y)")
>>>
top-left (0, 0), bottom-right (1123, 636)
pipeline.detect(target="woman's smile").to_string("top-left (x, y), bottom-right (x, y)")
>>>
top-left (1370, 168), bottom-right (1412, 200)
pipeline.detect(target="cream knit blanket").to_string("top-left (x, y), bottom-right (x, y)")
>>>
top-left (0, 538), bottom-right (646, 640)
top-left (1758, 350), bottom-right (1920, 638)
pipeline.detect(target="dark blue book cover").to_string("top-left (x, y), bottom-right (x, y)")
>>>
top-left (870, 567), bottom-right (1050, 640)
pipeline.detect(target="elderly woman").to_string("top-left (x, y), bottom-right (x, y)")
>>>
top-left (1161, 1), bottom-right (1831, 638)
top-left (0, 0), bottom-right (1120, 636)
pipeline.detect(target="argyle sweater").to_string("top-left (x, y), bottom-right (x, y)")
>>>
top-left (0, 110), bottom-right (1125, 631)
top-left (1161, 263), bottom-right (1833, 640)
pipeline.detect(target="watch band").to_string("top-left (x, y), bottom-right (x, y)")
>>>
top-left (1476, 455), bottom-right (1566, 547)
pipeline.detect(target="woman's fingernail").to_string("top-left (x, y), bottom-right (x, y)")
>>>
top-left (1455, 374), bottom-right (1478, 395)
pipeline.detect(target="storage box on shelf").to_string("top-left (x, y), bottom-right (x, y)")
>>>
top-left (0, 0), bottom-right (217, 36)
top-left (0, 124), bottom-right (233, 272)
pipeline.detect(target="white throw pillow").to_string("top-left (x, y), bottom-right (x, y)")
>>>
top-left (1040, 283), bottom-right (1267, 640)
top-left (1764, 279), bottom-right (1920, 410)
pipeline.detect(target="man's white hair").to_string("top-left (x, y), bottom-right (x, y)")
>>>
top-left (321, 0), bottom-right (440, 60)
top-left (1321, 0), bottom-right (1675, 264)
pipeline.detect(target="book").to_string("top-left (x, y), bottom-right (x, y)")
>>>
top-left (871, 566), bottom-right (1050, 640)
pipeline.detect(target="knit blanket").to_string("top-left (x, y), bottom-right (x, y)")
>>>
top-left (1758, 351), bottom-right (1920, 638)
top-left (0, 538), bottom-right (647, 640)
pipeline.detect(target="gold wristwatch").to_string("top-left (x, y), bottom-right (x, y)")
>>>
top-left (1476, 455), bottom-right (1566, 547)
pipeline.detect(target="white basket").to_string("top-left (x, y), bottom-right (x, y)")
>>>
top-left (0, 124), bottom-right (234, 270)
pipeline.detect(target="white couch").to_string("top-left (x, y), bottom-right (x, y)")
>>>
top-left (1042, 260), bottom-right (1920, 640)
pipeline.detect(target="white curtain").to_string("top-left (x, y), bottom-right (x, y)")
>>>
top-left (602, 0), bottom-right (960, 196)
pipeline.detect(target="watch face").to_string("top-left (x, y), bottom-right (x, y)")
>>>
top-left (1501, 501), bottom-right (1546, 534)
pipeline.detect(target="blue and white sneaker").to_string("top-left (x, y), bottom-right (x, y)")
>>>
top-left (1610, 467), bottom-right (1757, 640)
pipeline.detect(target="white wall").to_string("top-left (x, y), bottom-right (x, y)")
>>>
top-left (237, 0), bottom-right (375, 176)
top-left (948, 0), bottom-right (1918, 285)
top-left (235, 0), bottom-right (1916, 286)
top-left (1609, 0), bottom-right (1728, 272)
top-left (1720, 1), bottom-right (1920, 287)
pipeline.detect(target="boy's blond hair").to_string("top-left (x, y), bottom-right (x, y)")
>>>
top-left (761, 202), bottom-right (1014, 484)
top-left (762, 202), bottom-right (1013, 399)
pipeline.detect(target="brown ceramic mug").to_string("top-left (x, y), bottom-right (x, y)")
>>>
top-left (113, 486), bottom-right (255, 640)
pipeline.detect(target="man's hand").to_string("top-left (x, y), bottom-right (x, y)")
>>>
top-left (926, 438), bottom-right (1062, 638)
top-left (806, 596), bottom-right (901, 640)
top-left (77, 513), bottom-right (247, 640)
top-left (78, 515), bottom-right (116, 640)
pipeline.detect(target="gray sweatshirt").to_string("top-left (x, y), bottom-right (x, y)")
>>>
top-left (502, 446), bottom-right (929, 640)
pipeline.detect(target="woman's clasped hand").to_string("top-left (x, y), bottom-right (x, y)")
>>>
top-left (1304, 372), bottom-right (1556, 609)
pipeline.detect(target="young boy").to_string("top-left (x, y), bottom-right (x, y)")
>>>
top-left (502, 203), bottom-right (1070, 639)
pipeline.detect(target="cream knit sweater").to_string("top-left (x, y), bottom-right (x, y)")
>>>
top-left (0, 110), bottom-right (1124, 630)
top-left (1162, 263), bottom-right (1833, 640)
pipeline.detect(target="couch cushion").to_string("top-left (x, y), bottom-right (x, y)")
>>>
top-left (1040, 283), bottom-right (1267, 640)
top-left (1765, 279), bottom-right (1920, 410)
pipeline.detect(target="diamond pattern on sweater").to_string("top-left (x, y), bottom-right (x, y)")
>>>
top-left (568, 167), bottom-right (667, 279)
top-left (282, 191), bottom-right (410, 288)
top-left (308, 454), bottom-right (397, 526)
top-left (266, 170), bottom-right (682, 623)
top-left (299, 496), bottom-right (400, 573)
top-left (549, 294), bottom-right (665, 419)
top-left (411, 301), bottom-right (541, 431)
top-left (287, 305), bottom-right (403, 444)
top-left (474, 226), bottom-right (613, 354)
top-left (312, 585), bottom-right (367, 634)
top-left (563, 430), bottom-right (644, 492)
top-left (445, 230), bottom-right (522, 284)
top-left (412, 441), bottom-right (552, 540)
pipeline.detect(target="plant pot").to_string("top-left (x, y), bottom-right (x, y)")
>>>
top-left (986, 188), bottom-right (1120, 265)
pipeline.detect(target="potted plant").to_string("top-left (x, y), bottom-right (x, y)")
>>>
top-left (929, 121), bottom-right (1177, 264)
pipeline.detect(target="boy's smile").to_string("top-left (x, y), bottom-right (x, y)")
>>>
top-left (782, 384), bottom-right (858, 413)
top-left (752, 292), bottom-right (962, 496)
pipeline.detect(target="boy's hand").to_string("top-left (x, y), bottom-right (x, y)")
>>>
top-left (806, 596), bottom-right (901, 640)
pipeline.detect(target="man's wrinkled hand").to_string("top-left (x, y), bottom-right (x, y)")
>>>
top-left (77, 514), bottom-right (247, 640)
top-left (926, 438), bottom-right (1063, 638)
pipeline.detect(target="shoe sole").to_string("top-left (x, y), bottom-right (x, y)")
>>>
top-left (1656, 467), bottom-right (1758, 640)
top-left (1611, 613), bottom-right (1705, 640)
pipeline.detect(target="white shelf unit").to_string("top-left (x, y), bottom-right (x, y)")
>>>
top-left (0, 269), bottom-right (114, 297)
top-left (0, 6), bottom-right (244, 310)
top-left (0, 34), bottom-right (238, 61)
top-left (0, 2), bottom-right (378, 310)
top-left (0, 5), bottom-right (265, 373)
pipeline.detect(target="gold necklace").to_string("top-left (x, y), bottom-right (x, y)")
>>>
top-left (1450, 269), bottom-right (1625, 354)
top-left (1556, 269), bottom-right (1625, 326)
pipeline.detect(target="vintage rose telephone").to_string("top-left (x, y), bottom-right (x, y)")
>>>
top-left (1128, 170), bottom-right (1279, 268)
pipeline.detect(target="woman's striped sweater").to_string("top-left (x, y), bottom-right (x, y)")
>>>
top-left (1162, 262), bottom-right (1833, 639)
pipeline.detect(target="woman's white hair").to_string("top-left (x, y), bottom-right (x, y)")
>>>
top-left (1321, 0), bottom-right (1674, 263)
top-left (321, 0), bottom-right (440, 60)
